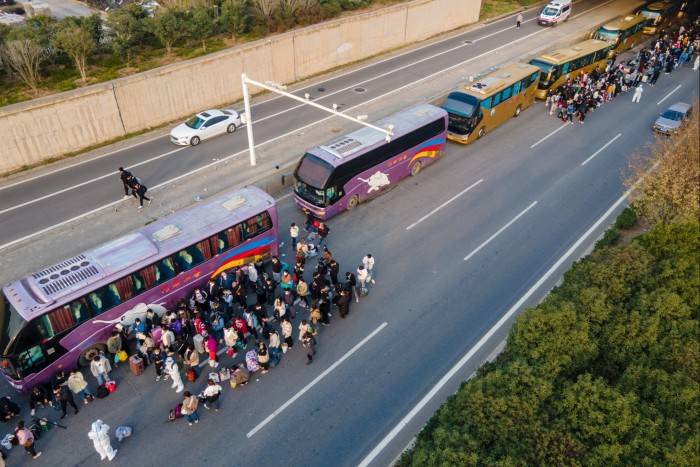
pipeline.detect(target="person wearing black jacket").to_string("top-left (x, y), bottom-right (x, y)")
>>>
top-left (28, 386), bottom-right (52, 415)
top-left (328, 260), bottom-right (340, 285)
top-left (53, 385), bottom-right (79, 420)
top-left (133, 182), bottom-right (152, 209)
top-left (118, 167), bottom-right (137, 198)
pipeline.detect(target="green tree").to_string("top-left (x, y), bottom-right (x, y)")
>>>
top-left (148, 9), bottom-right (187, 56)
top-left (217, 0), bottom-right (249, 39)
top-left (52, 24), bottom-right (97, 84)
top-left (106, 6), bottom-right (145, 67)
top-left (187, 7), bottom-right (214, 51)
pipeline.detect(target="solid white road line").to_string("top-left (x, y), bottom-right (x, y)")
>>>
top-left (246, 322), bottom-right (388, 438)
top-left (358, 187), bottom-right (633, 467)
top-left (580, 133), bottom-right (622, 166)
top-left (464, 201), bottom-right (538, 261)
top-left (530, 123), bottom-right (569, 148)
top-left (406, 179), bottom-right (483, 230)
top-left (657, 84), bottom-right (682, 105)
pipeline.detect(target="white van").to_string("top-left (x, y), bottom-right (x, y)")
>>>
top-left (538, 0), bottom-right (572, 26)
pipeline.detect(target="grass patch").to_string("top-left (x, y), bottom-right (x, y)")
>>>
top-left (480, 0), bottom-right (541, 21)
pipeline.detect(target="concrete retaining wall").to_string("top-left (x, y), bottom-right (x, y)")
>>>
top-left (0, 0), bottom-right (481, 174)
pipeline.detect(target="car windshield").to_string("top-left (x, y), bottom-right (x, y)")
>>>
top-left (185, 115), bottom-right (206, 129)
top-left (660, 109), bottom-right (685, 121)
top-left (543, 7), bottom-right (559, 15)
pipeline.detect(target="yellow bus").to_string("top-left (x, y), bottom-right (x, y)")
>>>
top-left (638, 1), bottom-right (684, 35)
top-left (442, 62), bottom-right (541, 144)
top-left (529, 39), bottom-right (611, 99)
top-left (591, 15), bottom-right (646, 57)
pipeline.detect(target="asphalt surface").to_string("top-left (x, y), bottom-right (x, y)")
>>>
top-left (2, 0), bottom-right (698, 465)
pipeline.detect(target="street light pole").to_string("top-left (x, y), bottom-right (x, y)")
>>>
top-left (240, 74), bottom-right (394, 153)
top-left (241, 73), bottom-right (256, 166)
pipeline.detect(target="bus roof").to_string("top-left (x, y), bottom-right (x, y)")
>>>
top-left (641, 2), bottom-right (673, 12)
top-left (534, 39), bottom-right (609, 65)
top-left (312, 104), bottom-right (447, 162)
top-left (461, 62), bottom-right (540, 98)
top-left (3, 186), bottom-right (275, 320)
top-left (598, 14), bottom-right (646, 32)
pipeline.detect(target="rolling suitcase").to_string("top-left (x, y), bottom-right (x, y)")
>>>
top-left (193, 333), bottom-right (205, 354)
top-left (129, 355), bottom-right (145, 376)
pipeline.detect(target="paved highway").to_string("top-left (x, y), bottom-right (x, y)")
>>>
top-left (3, 1), bottom-right (698, 466)
top-left (0, 0), bottom-right (636, 252)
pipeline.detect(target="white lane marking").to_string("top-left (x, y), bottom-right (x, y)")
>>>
top-left (580, 133), bottom-right (622, 166)
top-left (0, 147), bottom-right (186, 216)
top-left (463, 201), bottom-right (537, 261)
top-left (657, 84), bottom-right (682, 105)
top-left (358, 187), bottom-right (633, 467)
top-left (530, 123), bottom-right (569, 148)
top-left (247, 322), bottom-right (388, 438)
top-left (0, 134), bottom-right (169, 192)
top-left (406, 179), bottom-right (483, 230)
top-left (0, 0), bottom-right (616, 245)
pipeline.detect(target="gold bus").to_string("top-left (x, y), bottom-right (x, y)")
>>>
top-left (529, 39), bottom-right (611, 99)
top-left (638, 1), bottom-right (684, 35)
top-left (442, 62), bottom-right (541, 144)
top-left (591, 15), bottom-right (646, 57)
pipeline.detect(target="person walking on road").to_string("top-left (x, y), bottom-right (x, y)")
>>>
top-left (302, 332), bottom-right (317, 364)
top-left (516, 13), bottom-right (523, 29)
top-left (88, 420), bottom-right (117, 461)
top-left (118, 167), bottom-right (137, 199)
top-left (15, 420), bottom-right (42, 459)
top-left (164, 357), bottom-right (184, 393)
top-left (53, 384), bottom-right (79, 420)
top-left (362, 254), bottom-right (376, 283)
top-left (632, 84), bottom-right (643, 103)
top-left (133, 181), bottom-right (152, 209)
top-left (290, 223), bottom-right (299, 250)
top-left (90, 354), bottom-right (112, 387)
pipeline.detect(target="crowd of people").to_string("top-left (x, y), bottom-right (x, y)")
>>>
top-left (1, 211), bottom-right (379, 461)
top-left (545, 19), bottom-right (699, 124)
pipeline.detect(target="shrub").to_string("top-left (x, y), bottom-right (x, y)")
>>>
top-left (615, 207), bottom-right (639, 230)
top-left (594, 228), bottom-right (621, 250)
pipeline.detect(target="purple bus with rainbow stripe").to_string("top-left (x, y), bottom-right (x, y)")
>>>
top-left (293, 104), bottom-right (448, 219)
top-left (0, 186), bottom-right (278, 393)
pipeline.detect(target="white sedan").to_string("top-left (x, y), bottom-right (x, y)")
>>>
top-left (170, 109), bottom-right (242, 146)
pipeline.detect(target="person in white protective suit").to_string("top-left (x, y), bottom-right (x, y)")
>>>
top-left (88, 420), bottom-right (117, 461)
top-left (164, 357), bottom-right (184, 393)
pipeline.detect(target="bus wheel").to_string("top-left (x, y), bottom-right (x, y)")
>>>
top-left (347, 195), bottom-right (360, 211)
top-left (477, 127), bottom-right (485, 139)
top-left (514, 105), bottom-right (522, 117)
top-left (78, 344), bottom-right (106, 367)
top-left (410, 161), bottom-right (422, 177)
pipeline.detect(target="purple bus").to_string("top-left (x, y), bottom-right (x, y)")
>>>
top-left (293, 104), bottom-right (448, 219)
top-left (0, 186), bottom-right (278, 394)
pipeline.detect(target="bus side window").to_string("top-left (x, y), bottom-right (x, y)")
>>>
top-left (561, 62), bottom-right (569, 74)
top-left (513, 81), bottom-right (521, 95)
top-left (326, 186), bottom-right (337, 202)
top-left (530, 72), bottom-right (540, 86)
top-left (502, 86), bottom-right (512, 101)
top-left (492, 92), bottom-right (502, 106)
top-left (481, 97), bottom-right (492, 110)
top-left (156, 258), bottom-right (175, 284)
top-left (70, 299), bottom-right (90, 325)
top-left (217, 232), bottom-right (229, 252)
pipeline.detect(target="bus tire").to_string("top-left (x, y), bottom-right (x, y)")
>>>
top-left (477, 127), bottom-right (485, 139)
top-left (78, 344), bottom-right (106, 367)
top-left (514, 105), bottom-right (522, 117)
top-left (347, 195), bottom-right (360, 211)
top-left (410, 161), bottom-right (422, 177)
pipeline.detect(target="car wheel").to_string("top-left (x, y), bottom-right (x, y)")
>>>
top-left (347, 195), bottom-right (360, 211)
top-left (410, 161), bottom-right (422, 177)
top-left (190, 136), bottom-right (200, 146)
top-left (78, 344), bottom-right (106, 367)
top-left (227, 123), bottom-right (236, 133)
top-left (514, 105), bottom-right (522, 117)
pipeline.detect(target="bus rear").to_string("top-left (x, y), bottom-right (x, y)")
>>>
top-left (294, 104), bottom-right (448, 219)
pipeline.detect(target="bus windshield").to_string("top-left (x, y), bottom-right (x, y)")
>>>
top-left (443, 93), bottom-right (480, 135)
top-left (294, 153), bottom-right (333, 206)
top-left (530, 60), bottom-right (556, 89)
top-left (593, 28), bottom-right (620, 45)
top-left (0, 294), bottom-right (26, 356)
